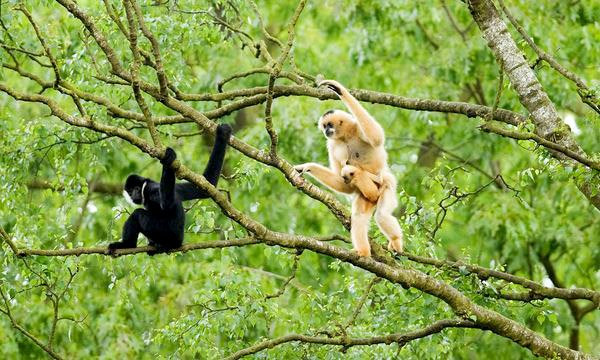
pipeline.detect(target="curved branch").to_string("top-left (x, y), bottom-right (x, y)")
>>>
top-left (0, 287), bottom-right (64, 360)
top-left (173, 84), bottom-right (527, 126)
top-left (224, 319), bottom-right (477, 360)
top-left (404, 252), bottom-right (600, 303)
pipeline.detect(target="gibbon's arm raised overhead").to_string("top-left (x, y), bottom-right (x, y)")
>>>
top-left (160, 148), bottom-right (177, 211)
top-left (318, 79), bottom-right (384, 148)
top-left (175, 124), bottom-right (232, 201)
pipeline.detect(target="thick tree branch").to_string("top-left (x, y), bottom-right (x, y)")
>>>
top-left (467, 0), bottom-right (600, 211)
top-left (497, 0), bottom-right (600, 115)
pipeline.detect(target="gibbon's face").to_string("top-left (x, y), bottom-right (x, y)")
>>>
top-left (318, 110), bottom-right (355, 140)
top-left (123, 174), bottom-right (146, 205)
top-left (341, 165), bottom-right (359, 184)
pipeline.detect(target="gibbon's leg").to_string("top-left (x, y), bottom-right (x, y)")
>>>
top-left (175, 124), bottom-right (231, 201)
top-left (374, 184), bottom-right (404, 253)
top-left (202, 124), bottom-right (232, 185)
top-left (109, 208), bottom-right (155, 251)
top-left (175, 124), bottom-right (232, 201)
top-left (295, 163), bottom-right (354, 194)
top-left (319, 79), bottom-right (384, 147)
top-left (351, 195), bottom-right (376, 257)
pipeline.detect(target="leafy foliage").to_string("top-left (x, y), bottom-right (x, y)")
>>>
top-left (0, 0), bottom-right (599, 359)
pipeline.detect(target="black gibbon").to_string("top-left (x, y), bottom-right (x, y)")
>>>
top-left (108, 124), bottom-right (232, 254)
top-left (294, 80), bottom-right (403, 257)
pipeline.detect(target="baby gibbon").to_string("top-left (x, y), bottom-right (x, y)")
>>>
top-left (341, 164), bottom-right (383, 203)
top-left (295, 79), bottom-right (403, 257)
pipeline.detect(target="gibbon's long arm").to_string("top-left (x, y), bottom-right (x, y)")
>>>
top-left (296, 163), bottom-right (355, 194)
top-left (176, 124), bottom-right (231, 201)
top-left (160, 150), bottom-right (177, 211)
top-left (320, 80), bottom-right (385, 147)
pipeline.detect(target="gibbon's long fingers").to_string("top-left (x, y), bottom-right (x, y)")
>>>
top-left (326, 84), bottom-right (341, 95)
top-left (374, 187), bottom-right (404, 253)
top-left (351, 195), bottom-right (376, 257)
top-left (297, 163), bottom-right (355, 194)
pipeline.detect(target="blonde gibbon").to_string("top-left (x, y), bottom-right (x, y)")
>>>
top-left (341, 164), bottom-right (383, 203)
top-left (294, 79), bottom-right (403, 257)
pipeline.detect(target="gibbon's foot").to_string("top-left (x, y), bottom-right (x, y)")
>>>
top-left (355, 245), bottom-right (371, 257)
top-left (216, 123), bottom-right (233, 139)
top-left (161, 147), bottom-right (177, 165)
top-left (293, 164), bottom-right (311, 174)
top-left (387, 237), bottom-right (403, 254)
top-left (107, 241), bottom-right (132, 255)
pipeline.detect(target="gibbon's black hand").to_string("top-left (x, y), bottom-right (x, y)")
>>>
top-left (317, 80), bottom-right (342, 95)
top-left (161, 147), bottom-right (177, 165)
top-left (216, 123), bottom-right (233, 138)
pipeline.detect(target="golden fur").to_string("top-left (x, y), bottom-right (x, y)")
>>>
top-left (341, 164), bottom-right (383, 203)
top-left (295, 80), bottom-right (404, 256)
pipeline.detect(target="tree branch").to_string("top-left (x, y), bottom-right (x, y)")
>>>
top-left (497, 0), bottom-right (600, 115)
top-left (19, 237), bottom-right (261, 257)
top-left (224, 319), bottom-right (477, 360)
top-left (26, 179), bottom-right (122, 195)
top-left (0, 287), bottom-right (64, 360)
top-left (403, 252), bottom-right (600, 303)
top-left (467, 0), bottom-right (600, 211)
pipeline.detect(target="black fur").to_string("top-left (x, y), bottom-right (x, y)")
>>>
top-left (322, 109), bottom-right (336, 118)
top-left (108, 124), bottom-right (232, 255)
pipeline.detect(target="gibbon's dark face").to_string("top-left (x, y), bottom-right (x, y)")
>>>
top-left (318, 110), bottom-right (355, 140)
top-left (123, 174), bottom-right (146, 205)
